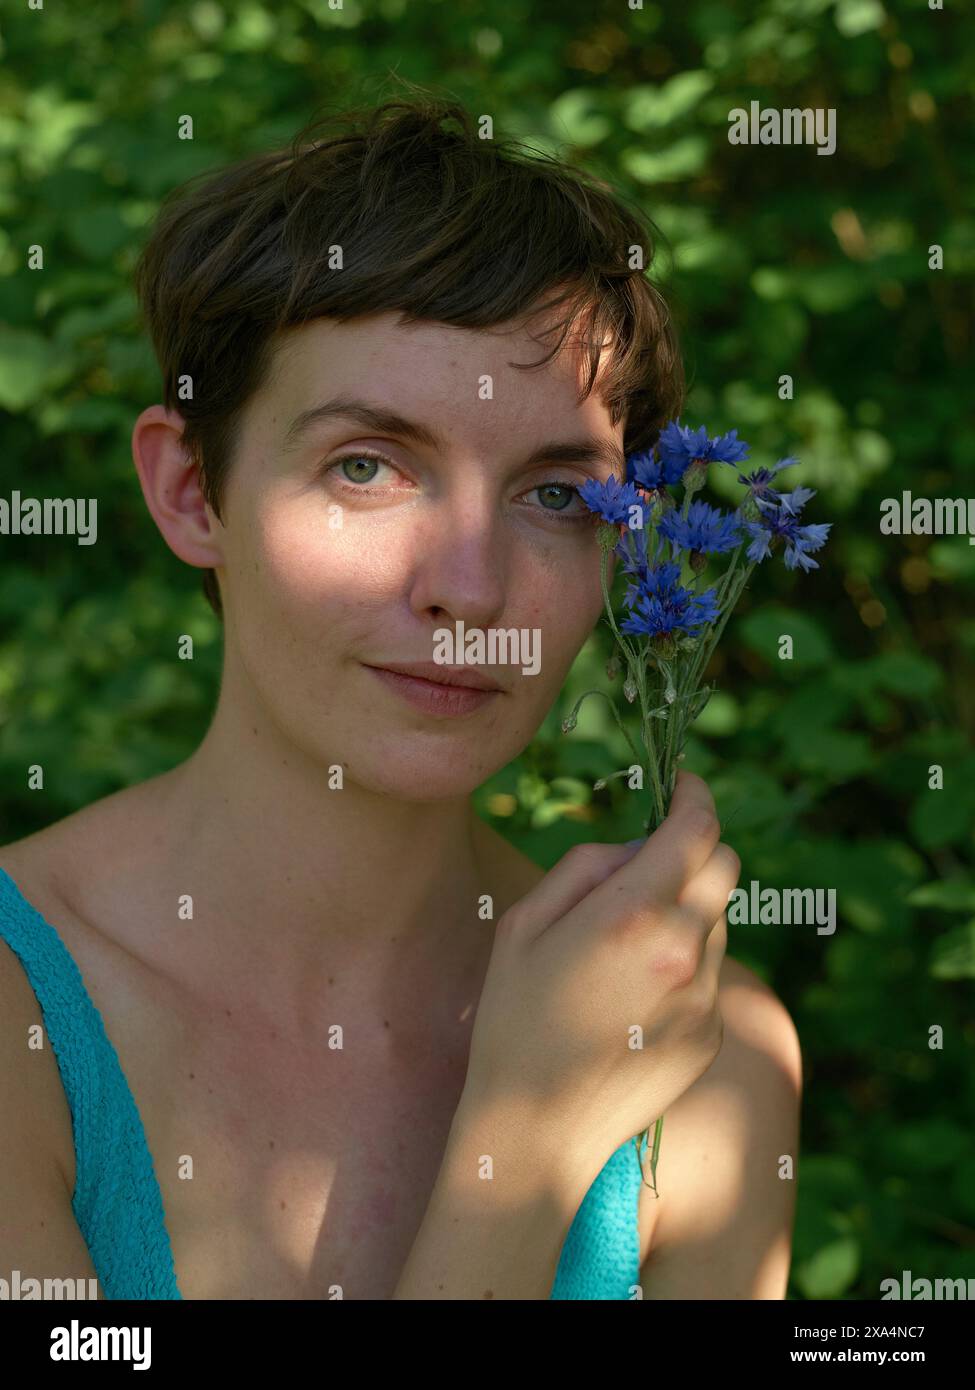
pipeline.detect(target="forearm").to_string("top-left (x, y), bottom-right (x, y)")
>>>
top-left (393, 1100), bottom-right (591, 1301)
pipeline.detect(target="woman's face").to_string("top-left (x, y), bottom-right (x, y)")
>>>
top-left (211, 309), bottom-right (627, 800)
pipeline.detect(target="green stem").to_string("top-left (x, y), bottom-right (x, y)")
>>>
top-left (634, 1115), bottom-right (665, 1194)
top-left (675, 551), bottom-right (754, 712)
top-left (633, 655), bottom-right (667, 829)
top-left (598, 527), bottom-right (637, 667)
top-left (688, 556), bottom-right (756, 693)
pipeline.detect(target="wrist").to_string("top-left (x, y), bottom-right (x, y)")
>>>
top-left (447, 1088), bottom-right (598, 1224)
top-left (393, 1092), bottom-right (605, 1299)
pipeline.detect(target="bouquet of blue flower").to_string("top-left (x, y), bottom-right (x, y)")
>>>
top-left (561, 420), bottom-right (832, 1194)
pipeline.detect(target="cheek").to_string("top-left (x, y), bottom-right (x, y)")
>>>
top-left (513, 559), bottom-right (606, 686)
top-left (240, 497), bottom-right (396, 627)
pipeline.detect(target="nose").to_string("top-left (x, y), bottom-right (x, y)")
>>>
top-left (407, 499), bottom-right (508, 634)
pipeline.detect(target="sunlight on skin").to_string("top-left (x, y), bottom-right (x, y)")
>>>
top-left (638, 961), bottom-right (802, 1299)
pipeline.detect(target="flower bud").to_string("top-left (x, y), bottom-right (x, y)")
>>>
top-left (681, 458), bottom-right (708, 493)
top-left (623, 676), bottom-right (638, 703)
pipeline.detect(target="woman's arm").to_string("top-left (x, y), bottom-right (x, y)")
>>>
top-left (392, 1096), bottom-right (596, 1300)
top-left (638, 957), bottom-right (803, 1299)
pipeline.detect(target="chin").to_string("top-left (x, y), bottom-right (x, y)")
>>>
top-left (332, 751), bottom-right (500, 802)
top-left (316, 714), bottom-right (535, 800)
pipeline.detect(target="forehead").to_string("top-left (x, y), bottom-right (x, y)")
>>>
top-left (257, 311), bottom-right (623, 444)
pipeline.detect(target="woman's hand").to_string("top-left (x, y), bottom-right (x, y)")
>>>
top-left (458, 771), bottom-right (738, 1184)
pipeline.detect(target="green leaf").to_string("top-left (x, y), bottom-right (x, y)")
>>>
top-left (549, 90), bottom-right (611, 147)
top-left (0, 326), bottom-right (77, 411)
top-left (909, 790), bottom-right (975, 851)
top-left (516, 772), bottom-right (548, 811)
top-left (620, 136), bottom-right (709, 184)
top-left (623, 72), bottom-right (714, 131)
top-left (693, 688), bottom-right (740, 735)
top-left (795, 266), bottom-right (873, 313)
top-left (65, 203), bottom-right (132, 261)
top-left (789, 729), bottom-right (874, 780)
top-left (794, 1237), bottom-right (860, 1299)
top-left (548, 776), bottom-right (592, 802)
top-left (866, 651), bottom-right (943, 698)
top-left (929, 921), bottom-right (975, 979)
top-left (530, 799), bottom-right (585, 829)
top-left (908, 879), bottom-right (975, 912)
top-left (887, 1119), bottom-right (970, 1173)
top-left (835, 0), bottom-right (887, 38)
top-left (708, 766), bottom-right (795, 833)
top-left (54, 293), bottom-right (137, 345)
top-left (737, 606), bottom-right (834, 670)
top-left (926, 540), bottom-right (975, 582)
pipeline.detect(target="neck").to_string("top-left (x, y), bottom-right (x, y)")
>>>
top-left (140, 662), bottom-right (500, 1038)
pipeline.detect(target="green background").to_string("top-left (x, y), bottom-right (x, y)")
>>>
top-left (1, 0), bottom-right (973, 1300)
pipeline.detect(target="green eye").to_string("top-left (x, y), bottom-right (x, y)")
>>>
top-left (536, 483), bottom-right (580, 512)
top-left (339, 456), bottom-right (381, 483)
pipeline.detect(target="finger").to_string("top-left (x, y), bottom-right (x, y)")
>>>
top-left (700, 909), bottom-right (727, 995)
top-left (690, 845), bottom-right (736, 993)
top-left (502, 838), bottom-right (646, 937)
top-left (586, 771), bottom-right (722, 920)
top-left (677, 842), bottom-right (741, 936)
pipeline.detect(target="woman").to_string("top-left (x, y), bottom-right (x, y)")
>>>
top-left (0, 92), bottom-right (801, 1300)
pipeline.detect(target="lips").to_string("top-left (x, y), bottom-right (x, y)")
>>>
top-left (362, 662), bottom-right (502, 719)
top-left (363, 661), bottom-right (504, 692)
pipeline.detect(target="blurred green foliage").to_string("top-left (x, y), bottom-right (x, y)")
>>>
top-left (1, 0), bottom-right (973, 1300)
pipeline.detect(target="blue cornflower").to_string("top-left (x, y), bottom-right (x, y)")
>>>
top-left (765, 484), bottom-right (816, 517)
top-left (735, 456), bottom-right (799, 505)
top-left (743, 492), bottom-right (832, 572)
top-left (626, 446), bottom-right (687, 490)
top-left (622, 558), bottom-right (683, 609)
top-left (620, 566), bottom-right (721, 640)
top-left (614, 513), bottom-right (667, 579)
top-left (658, 499), bottom-right (744, 557)
top-left (658, 420), bottom-right (751, 473)
top-left (578, 475), bottom-right (645, 525)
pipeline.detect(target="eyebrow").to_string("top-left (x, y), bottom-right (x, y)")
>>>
top-left (281, 393), bottom-right (626, 477)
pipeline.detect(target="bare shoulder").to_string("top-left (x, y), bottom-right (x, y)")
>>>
top-left (636, 956), bottom-right (802, 1299)
top-left (0, 781), bottom-right (139, 902)
top-left (0, 767), bottom-right (183, 934)
top-left (715, 956), bottom-right (803, 1079)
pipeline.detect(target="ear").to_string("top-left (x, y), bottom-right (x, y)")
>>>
top-left (131, 405), bottom-right (224, 571)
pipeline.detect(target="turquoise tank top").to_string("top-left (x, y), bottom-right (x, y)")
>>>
top-left (0, 866), bottom-right (648, 1299)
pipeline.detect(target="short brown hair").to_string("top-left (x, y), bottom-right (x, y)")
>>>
top-left (133, 84), bottom-right (684, 618)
